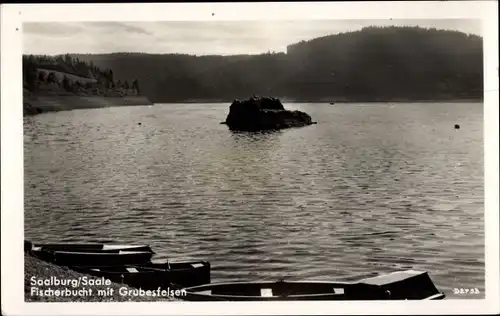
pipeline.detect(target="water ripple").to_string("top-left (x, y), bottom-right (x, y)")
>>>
top-left (24, 102), bottom-right (484, 299)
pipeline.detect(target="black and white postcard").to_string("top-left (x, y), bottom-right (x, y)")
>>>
top-left (1, 1), bottom-right (498, 315)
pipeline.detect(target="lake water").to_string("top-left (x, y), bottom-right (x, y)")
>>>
top-left (24, 102), bottom-right (484, 299)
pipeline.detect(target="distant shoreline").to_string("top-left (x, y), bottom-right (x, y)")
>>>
top-left (23, 95), bottom-right (483, 117)
top-left (24, 95), bottom-right (153, 116)
top-left (156, 98), bottom-right (484, 104)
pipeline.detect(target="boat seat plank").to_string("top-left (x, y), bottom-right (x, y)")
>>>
top-left (333, 288), bottom-right (344, 294)
top-left (103, 245), bottom-right (145, 250)
top-left (261, 288), bottom-right (273, 297)
top-left (191, 263), bottom-right (204, 268)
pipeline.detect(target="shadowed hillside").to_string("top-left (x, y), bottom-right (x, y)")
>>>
top-left (23, 54), bottom-right (142, 97)
top-left (67, 26), bottom-right (483, 103)
top-left (22, 54), bottom-right (151, 115)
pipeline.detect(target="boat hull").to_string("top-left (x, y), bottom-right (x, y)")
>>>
top-left (181, 270), bottom-right (445, 301)
top-left (26, 241), bottom-right (154, 254)
top-left (70, 261), bottom-right (211, 289)
top-left (32, 250), bottom-right (154, 267)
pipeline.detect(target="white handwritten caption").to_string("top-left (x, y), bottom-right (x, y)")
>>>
top-left (29, 276), bottom-right (187, 298)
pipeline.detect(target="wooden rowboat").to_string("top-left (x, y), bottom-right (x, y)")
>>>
top-left (26, 240), bottom-right (155, 266)
top-left (31, 249), bottom-right (154, 266)
top-left (180, 270), bottom-right (445, 301)
top-left (70, 260), bottom-right (211, 289)
top-left (25, 240), bottom-right (154, 254)
top-left (142, 259), bottom-right (211, 287)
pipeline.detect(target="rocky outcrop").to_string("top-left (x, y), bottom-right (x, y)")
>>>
top-left (222, 96), bottom-right (316, 131)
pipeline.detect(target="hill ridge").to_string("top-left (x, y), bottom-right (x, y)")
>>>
top-left (25, 26), bottom-right (483, 103)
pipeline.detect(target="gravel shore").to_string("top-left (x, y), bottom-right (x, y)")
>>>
top-left (25, 254), bottom-right (178, 302)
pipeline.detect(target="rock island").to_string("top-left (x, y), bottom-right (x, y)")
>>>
top-left (222, 96), bottom-right (316, 131)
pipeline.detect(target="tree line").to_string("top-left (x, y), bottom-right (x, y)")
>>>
top-left (23, 54), bottom-right (141, 95)
top-left (59, 26), bottom-right (483, 102)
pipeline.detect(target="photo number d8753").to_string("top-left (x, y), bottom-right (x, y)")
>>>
top-left (453, 288), bottom-right (480, 295)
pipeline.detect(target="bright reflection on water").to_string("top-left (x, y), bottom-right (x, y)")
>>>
top-left (24, 102), bottom-right (484, 299)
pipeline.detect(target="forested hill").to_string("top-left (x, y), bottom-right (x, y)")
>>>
top-left (23, 54), bottom-right (141, 98)
top-left (70, 26), bottom-right (483, 103)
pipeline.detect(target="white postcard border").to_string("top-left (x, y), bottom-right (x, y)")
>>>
top-left (1, 1), bottom-right (498, 315)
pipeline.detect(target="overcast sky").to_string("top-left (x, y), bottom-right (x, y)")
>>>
top-left (23, 19), bottom-right (481, 56)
